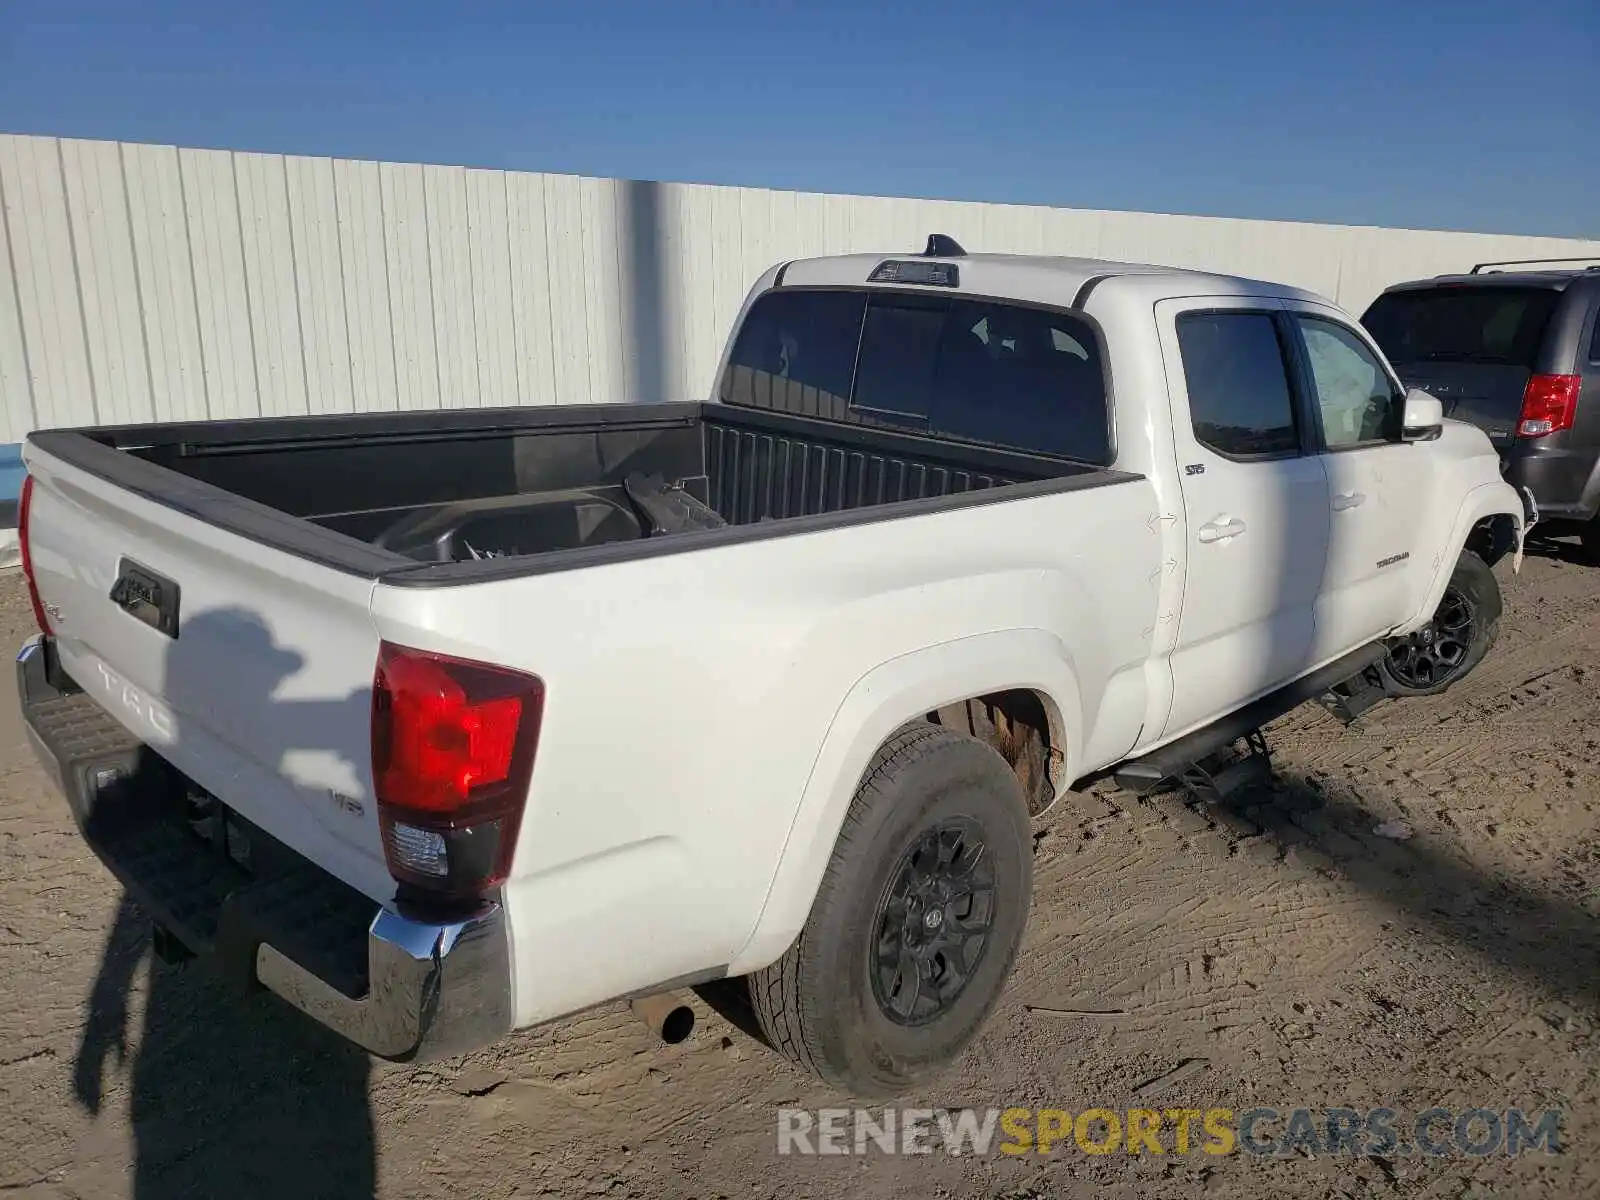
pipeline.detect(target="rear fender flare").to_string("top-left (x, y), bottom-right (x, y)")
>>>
top-left (724, 627), bottom-right (1082, 976)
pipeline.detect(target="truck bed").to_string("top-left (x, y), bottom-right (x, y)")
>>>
top-left (29, 402), bottom-right (1127, 584)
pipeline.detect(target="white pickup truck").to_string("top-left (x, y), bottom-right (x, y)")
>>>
top-left (17, 239), bottom-right (1529, 1097)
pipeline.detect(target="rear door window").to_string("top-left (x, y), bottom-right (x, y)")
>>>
top-left (1361, 287), bottom-right (1560, 368)
top-left (719, 288), bottom-right (1112, 463)
top-left (1175, 311), bottom-right (1302, 458)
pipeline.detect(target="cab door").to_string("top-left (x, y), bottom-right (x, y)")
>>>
top-left (1155, 298), bottom-right (1330, 741)
top-left (1282, 303), bottom-right (1430, 660)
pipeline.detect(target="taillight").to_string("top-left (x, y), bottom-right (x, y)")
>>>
top-left (17, 475), bottom-right (51, 636)
top-left (1516, 373), bottom-right (1581, 438)
top-left (371, 642), bottom-right (544, 903)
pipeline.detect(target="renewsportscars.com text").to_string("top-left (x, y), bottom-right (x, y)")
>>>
top-left (776, 1106), bottom-right (1563, 1158)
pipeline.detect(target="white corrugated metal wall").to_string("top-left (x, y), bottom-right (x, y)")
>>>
top-left (3, 132), bottom-right (1598, 443)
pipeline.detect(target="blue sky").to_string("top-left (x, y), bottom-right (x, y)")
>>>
top-left (2, 0), bottom-right (1595, 238)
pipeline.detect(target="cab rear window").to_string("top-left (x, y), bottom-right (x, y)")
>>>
top-left (1361, 286), bottom-right (1560, 369)
top-left (718, 287), bottom-right (1112, 464)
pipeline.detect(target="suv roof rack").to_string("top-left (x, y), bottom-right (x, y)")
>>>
top-left (922, 234), bottom-right (966, 258)
top-left (1468, 257), bottom-right (1600, 275)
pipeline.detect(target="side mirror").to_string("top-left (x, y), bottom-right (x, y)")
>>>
top-left (1400, 389), bottom-right (1444, 442)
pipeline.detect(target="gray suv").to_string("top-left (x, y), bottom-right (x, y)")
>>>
top-left (1362, 259), bottom-right (1600, 557)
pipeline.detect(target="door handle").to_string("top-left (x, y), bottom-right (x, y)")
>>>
top-left (1197, 518), bottom-right (1247, 544)
top-left (1333, 491), bottom-right (1367, 511)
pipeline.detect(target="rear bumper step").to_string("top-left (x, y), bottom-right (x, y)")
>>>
top-left (16, 636), bottom-right (512, 1062)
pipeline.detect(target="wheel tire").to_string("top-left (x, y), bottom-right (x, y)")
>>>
top-left (1378, 549), bottom-right (1501, 697)
top-left (748, 723), bottom-right (1033, 1098)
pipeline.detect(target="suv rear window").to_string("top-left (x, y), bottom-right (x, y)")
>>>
top-left (719, 288), bottom-right (1111, 463)
top-left (1361, 286), bottom-right (1560, 369)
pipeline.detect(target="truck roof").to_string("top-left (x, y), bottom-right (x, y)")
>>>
top-left (775, 248), bottom-right (1333, 310)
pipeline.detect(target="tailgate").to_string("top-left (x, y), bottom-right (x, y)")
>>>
top-left (23, 442), bottom-right (395, 904)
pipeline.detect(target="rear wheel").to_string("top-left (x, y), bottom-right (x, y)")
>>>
top-left (748, 724), bottom-right (1032, 1098)
top-left (1378, 550), bottom-right (1501, 696)
top-left (1582, 515), bottom-right (1600, 563)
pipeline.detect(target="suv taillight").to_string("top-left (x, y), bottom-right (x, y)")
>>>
top-left (1516, 373), bottom-right (1581, 438)
top-left (371, 642), bottom-right (544, 902)
top-left (18, 475), bottom-right (51, 636)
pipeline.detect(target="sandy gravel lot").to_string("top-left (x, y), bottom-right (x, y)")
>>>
top-left (1, 539), bottom-right (1596, 1199)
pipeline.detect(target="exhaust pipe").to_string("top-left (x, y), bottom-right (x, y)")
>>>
top-left (630, 992), bottom-right (695, 1044)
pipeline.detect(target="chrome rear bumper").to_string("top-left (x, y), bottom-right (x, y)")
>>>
top-left (255, 906), bottom-right (510, 1061)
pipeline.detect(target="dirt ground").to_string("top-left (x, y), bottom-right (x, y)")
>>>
top-left (1, 539), bottom-right (1596, 1200)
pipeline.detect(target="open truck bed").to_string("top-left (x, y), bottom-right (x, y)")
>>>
top-left (30, 400), bottom-right (1121, 586)
top-left (16, 391), bottom-right (1144, 1060)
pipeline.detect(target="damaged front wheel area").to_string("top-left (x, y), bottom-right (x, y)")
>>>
top-left (1378, 550), bottom-right (1501, 697)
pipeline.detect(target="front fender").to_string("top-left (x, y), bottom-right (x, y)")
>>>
top-left (724, 627), bottom-right (1083, 976)
top-left (1403, 480), bottom-right (1524, 632)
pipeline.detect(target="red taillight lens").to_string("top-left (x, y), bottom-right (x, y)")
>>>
top-left (17, 475), bottom-right (51, 636)
top-left (1516, 373), bottom-right (1581, 438)
top-left (372, 642), bottom-right (544, 901)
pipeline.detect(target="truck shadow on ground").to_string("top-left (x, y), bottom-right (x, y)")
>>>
top-left (1202, 768), bottom-right (1598, 1018)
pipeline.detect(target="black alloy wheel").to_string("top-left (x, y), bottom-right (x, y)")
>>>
top-left (1384, 586), bottom-right (1476, 690)
top-left (870, 818), bottom-right (996, 1026)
